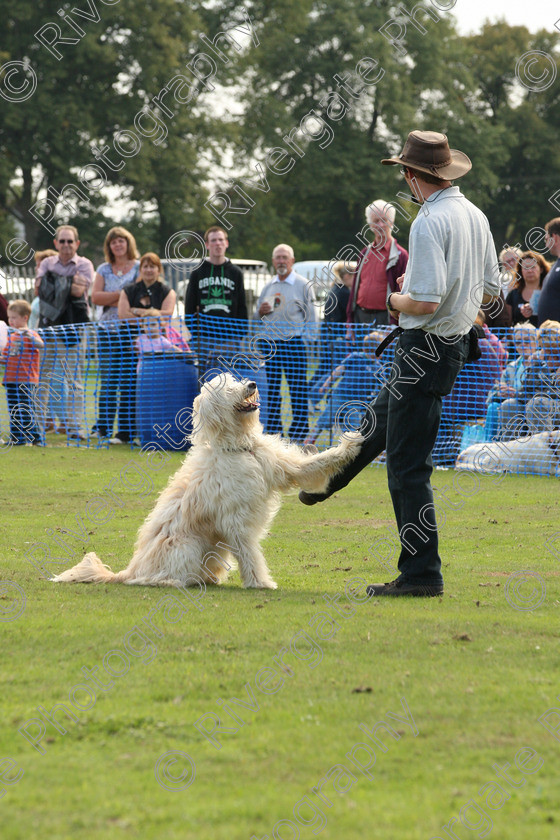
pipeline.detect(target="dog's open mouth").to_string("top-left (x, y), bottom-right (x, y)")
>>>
top-left (237, 385), bottom-right (260, 413)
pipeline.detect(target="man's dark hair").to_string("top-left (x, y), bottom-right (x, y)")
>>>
top-left (545, 217), bottom-right (560, 237)
top-left (204, 226), bottom-right (228, 242)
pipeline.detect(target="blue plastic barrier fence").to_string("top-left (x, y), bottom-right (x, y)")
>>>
top-left (0, 315), bottom-right (558, 478)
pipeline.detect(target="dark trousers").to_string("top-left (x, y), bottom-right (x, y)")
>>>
top-left (354, 307), bottom-right (389, 325)
top-left (5, 383), bottom-right (41, 443)
top-left (307, 330), bottom-right (469, 584)
top-left (264, 337), bottom-right (309, 440)
top-left (308, 322), bottom-right (348, 405)
top-left (95, 326), bottom-right (136, 440)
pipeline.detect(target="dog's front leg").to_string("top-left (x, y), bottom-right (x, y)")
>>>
top-left (298, 432), bottom-right (363, 492)
top-left (230, 537), bottom-right (277, 590)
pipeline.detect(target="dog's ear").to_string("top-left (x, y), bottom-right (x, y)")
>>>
top-left (193, 394), bottom-right (201, 413)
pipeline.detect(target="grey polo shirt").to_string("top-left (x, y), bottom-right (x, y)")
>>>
top-left (399, 186), bottom-right (501, 337)
top-left (256, 271), bottom-right (318, 341)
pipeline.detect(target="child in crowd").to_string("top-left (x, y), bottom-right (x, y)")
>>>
top-left (304, 331), bottom-right (384, 445)
top-left (0, 300), bottom-right (44, 445)
top-left (134, 318), bottom-right (184, 369)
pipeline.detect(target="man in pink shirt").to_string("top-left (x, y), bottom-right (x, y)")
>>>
top-left (35, 225), bottom-right (94, 441)
top-left (347, 200), bottom-right (408, 326)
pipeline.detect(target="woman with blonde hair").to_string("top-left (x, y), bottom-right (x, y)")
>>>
top-left (91, 226), bottom-right (140, 443)
top-left (499, 246), bottom-right (523, 293)
top-left (92, 227), bottom-right (140, 318)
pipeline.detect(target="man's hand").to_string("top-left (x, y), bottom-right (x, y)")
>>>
top-left (387, 292), bottom-right (399, 320)
top-left (395, 274), bottom-right (405, 290)
top-left (389, 292), bottom-right (438, 317)
top-left (71, 273), bottom-right (88, 297)
top-left (259, 301), bottom-right (272, 317)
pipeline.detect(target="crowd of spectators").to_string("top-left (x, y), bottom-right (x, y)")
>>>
top-left (1, 207), bottom-right (560, 465)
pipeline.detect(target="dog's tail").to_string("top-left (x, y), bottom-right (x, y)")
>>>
top-left (51, 552), bottom-right (130, 584)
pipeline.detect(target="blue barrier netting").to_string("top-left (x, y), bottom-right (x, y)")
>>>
top-left (0, 315), bottom-right (559, 477)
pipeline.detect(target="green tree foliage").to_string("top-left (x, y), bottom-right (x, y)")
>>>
top-left (0, 0), bottom-right (253, 254)
top-left (463, 22), bottom-right (560, 249)
top-left (1, 3), bottom-right (559, 264)
top-left (210, 4), bottom-right (560, 260)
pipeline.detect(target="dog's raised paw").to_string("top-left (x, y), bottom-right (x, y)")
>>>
top-left (338, 431), bottom-right (364, 451)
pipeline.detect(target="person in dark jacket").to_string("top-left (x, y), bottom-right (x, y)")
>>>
top-left (538, 218), bottom-right (560, 325)
top-left (35, 225), bottom-right (94, 441)
top-left (184, 227), bottom-right (247, 372)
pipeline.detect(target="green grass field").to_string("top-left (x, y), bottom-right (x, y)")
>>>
top-left (1, 446), bottom-right (559, 840)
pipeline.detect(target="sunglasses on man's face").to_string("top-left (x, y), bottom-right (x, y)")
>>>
top-left (57, 239), bottom-right (75, 244)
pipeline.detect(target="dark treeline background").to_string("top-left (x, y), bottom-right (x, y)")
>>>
top-left (1, 0), bottom-right (559, 266)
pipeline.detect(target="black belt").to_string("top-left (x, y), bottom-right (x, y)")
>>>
top-left (375, 327), bottom-right (403, 357)
top-left (357, 305), bottom-right (386, 314)
top-left (374, 328), bottom-right (469, 357)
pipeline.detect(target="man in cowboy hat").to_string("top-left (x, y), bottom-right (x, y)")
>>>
top-left (300, 130), bottom-right (501, 597)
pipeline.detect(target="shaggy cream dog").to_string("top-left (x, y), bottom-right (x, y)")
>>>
top-left (456, 430), bottom-right (560, 477)
top-left (52, 374), bottom-right (362, 589)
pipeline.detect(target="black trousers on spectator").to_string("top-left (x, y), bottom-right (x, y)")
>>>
top-left (264, 337), bottom-right (309, 441)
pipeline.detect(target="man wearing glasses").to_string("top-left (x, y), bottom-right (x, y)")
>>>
top-left (538, 220), bottom-right (560, 325)
top-left (300, 130), bottom-right (501, 598)
top-left (35, 225), bottom-right (94, 441)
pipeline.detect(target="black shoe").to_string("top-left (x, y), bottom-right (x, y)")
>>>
top-left (299, 490), bottom-right (320, 506)
top-left (67, 430), bottom-right (87, 441)
top-left (366, 578), bottom-right (444, 598)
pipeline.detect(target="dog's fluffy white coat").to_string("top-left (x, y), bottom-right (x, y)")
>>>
top-left (52, 374), bottom-right (362, 589)
top-left (456, 430), bottom-right (560, 476)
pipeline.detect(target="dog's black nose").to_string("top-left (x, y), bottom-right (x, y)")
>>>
top-left (247, 381), bottom-right (257, 393)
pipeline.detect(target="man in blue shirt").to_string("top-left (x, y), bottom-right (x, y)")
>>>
top-left (256, 244), bottom-right (317, 442)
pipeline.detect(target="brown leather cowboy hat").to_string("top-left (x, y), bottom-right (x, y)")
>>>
top-left (381, 130), bottom-right (472, 180)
